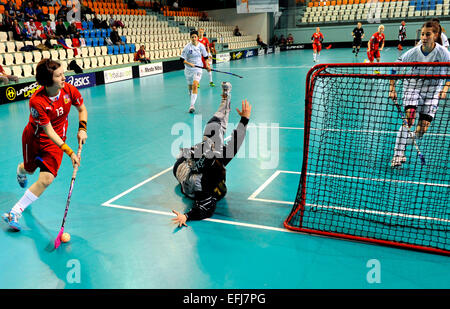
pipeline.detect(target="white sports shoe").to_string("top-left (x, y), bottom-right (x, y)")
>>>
top-left (391, 155), bottom-right (406, 168)
top-left (188, 106), bottom-right (195, 113)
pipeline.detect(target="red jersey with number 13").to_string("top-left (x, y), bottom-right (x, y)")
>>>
top-left (27, 83), bottom-right (83, 141)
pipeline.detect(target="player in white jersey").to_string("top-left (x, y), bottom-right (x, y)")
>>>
top-left (417, 18), bottom-right (449, 49)
top-left (389, 21), bottom-right (450, 167)
top-left (181, 30), bottom-right (211, 113)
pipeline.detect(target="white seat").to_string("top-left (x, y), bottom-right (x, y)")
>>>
top-left (12, 66), bottom-right (23, 77)
top-left (6, 41), bottom-right (16, 52)
top-left (42, 50), bottom-right (51, 59)
top-left (83, 58), bottom-right (91, 69)
top-left (59, 49), bottom-right (67, 60)
top-left (66, 49), bottom-right (74, 59)
top-left (4, 53), bottom-right (14, 66)
top-left (50, 50), bottom-right (59, 60)
top-left (88, 47), bottom-right (95, 57)
top-left (104, 55), bottom-right (111, 66)
top-left (94, 46), bottom-right (102, 56)
top-left (24, 52), bottom-right (33, 64)
top-left (14, 52), bottom-right (24, 65)
top-left (76, 59), bottom-right (83, 69)
top-left (97, 56), bottom-right (105, 67)
top-left (15, 41), bottom-right (25, 51)
top-left (117, 54), bottom-right (123, 64)
top-left (22, 65), bottom-right (33, 78)
top-left (110, 55), bottom-right (117, 65)
top-left (101, 46), bottom-right (108, 56)
top-left (2, 66), bottom-right (12, 76)
top-left (90, 57), bottom-right (98, 68)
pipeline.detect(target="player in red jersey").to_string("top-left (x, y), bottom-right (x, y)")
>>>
top-left (311, 27), bottom-right (324, 62)
top-left (2, 59), bottom-right (88, 231)
top-left (198, 28), bottom-right (215, 87)
top-left (367, 25), bottom-right (385, 63)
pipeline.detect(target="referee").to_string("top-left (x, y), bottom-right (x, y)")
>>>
top-left (352, 22), bottom-right (365, 56)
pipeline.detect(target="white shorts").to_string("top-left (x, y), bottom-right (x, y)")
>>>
top-left (403, 88), bottom-right (440, 119)
top-left (185, 68), bottom-right (203, 85)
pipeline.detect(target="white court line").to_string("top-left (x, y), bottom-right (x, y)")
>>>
top-left (247, 170), bottom-right (450, 223)
top-left (102, 166), bottom-right (173, 206)
top-left (103, 203), bottom-right (290, 233)
top-left (221, 65), bottom-right (312, 70)
top-left (277, 170), bottom-right (450, 188)
top-left (252, 125), bottom-right (450, 137)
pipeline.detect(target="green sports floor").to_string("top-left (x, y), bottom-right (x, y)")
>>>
top-left (0, 47), bottom-right (449, 289)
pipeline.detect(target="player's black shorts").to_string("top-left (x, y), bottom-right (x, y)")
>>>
top-left (353, 38), bottom-right (362, 47)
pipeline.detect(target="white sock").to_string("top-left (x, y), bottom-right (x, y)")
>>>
top-left (190, 93), bottom-right (197, 107)
top-left (394, 125), bottom-right (415, 157)
top-left (11, 189), bottom-right (38, 217)
top-left (209, 72), bottom-right (213, 83)
top-left (313, 53), bottom-right (316, 61)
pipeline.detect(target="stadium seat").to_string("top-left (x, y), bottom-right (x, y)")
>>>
top-left (119, 44), bottom-right (125, 54)
top-left (22, 64), bottom-right (33, 78)
top-left (97, 56), bottom-right (105, 67)
top-left (104, 55), bottom-right (111, 66)
top-left (117, 54), bottom-right (123, 64)
top-left (85, 38), bottom-right (93, 46)
top-left (113, 45), bottom-right (119, 55)
top-left (107, 45), bottom-right (113, 54)
top-left (12, 66), bottom-right (23, 77)
top-left (110, 55), bottom-right (117, 65)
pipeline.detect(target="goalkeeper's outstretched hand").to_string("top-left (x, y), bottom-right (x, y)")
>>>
top-left (236, 99), bottom-right (251, 119)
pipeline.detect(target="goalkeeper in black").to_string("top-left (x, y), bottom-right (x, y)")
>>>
top-left (171, 82), bottom-right (252, 227)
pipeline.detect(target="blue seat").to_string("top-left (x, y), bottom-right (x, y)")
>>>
top-left (88, 20), bottom-right (94, 30)
top-left (107, 45), bottom-right (113, 54)
top-left (124, 44), bottom-right (130, 53)
top-left (119, 44), bottom-right (125, 54)
top-left (92, 38), bottom-right (98, 47)
top-left (130, 44), bottom-right (136, 53)
top-left (113, 45), bottom-right (119, 55)
top-left (85, 38), bottom-right (92, 46)
top-left (121, 36), bottom-right (126, 43)
top-left (107, 28), bottom-right (112, 37)
top-left (96, 29), bottom-right (101, 37)
top-left (101, 29), bottom-right (107, 37)
top-left (82, 21), bottom-right (87, 30)
top-left (98, 37), bottom-right (104, 46)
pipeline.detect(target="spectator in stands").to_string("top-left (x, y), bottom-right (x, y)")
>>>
top-left (172, 0), bottom-right (180, 10)
top-left (25, 2), bottom-right (38, 21)
top-left (287, 33), bottom-right (294, 45)
top-left (256, 34), bottom-right (268, 52)
top-left (233, 26), bottom-right (242, 36)
top-left (199, 12), bottom-right (209, 21)
top-left (270, 34), bottom-right (279, 46)
top-left (109, 13), bottom-right (124, 28)
top-left (12, 19), bottom-right (26, 41)
top-left (3, 1), bottom-right (16, 28)
top-left (210, 41), bottom-right (217, 55)
top-left (109, 14), bottom-right (116, 28)
top-left (55, 18), bottom-right (68, 38)
top-left (56, 5), bottom-right (69, 21)
top-left (0, 64), bottom-right (19, 85)
top-left (15, 3), bottom-right (25, 22)
top-left (135, 45), bottom-right (151, 63)
top-left (128, 0), bottom-right (138, 9)
top-left (92, 13), bottom-right (101, 28)
top-left (110, 25), bottom-right (124, 45)
top-left (67, 20), bottom-right (79, 38)
top-left (43, 20), bottom-right (56, 39)
top-left (279, 35), bottom-right (287, 47)
top-left (152, 0), bottom-right (162, 13)
top-left (33, 4), bottom-right (46, 22)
